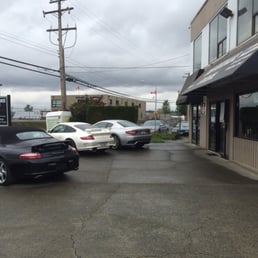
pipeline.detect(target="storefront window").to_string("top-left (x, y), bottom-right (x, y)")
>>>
top-left (193, 34), bottom-right (202, 72)
top-left (236, 91), bottom-right (258, 140)
top-left (237, 0), bottom-right (254, 44)
top-left (192, 105), bottom-right (201, 145)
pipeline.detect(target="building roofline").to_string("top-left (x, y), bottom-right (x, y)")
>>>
top-left (191, 0), bottom-right (208, 25)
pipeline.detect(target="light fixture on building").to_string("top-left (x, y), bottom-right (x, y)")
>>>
top-left (220, 7), bottom-right (233, 18)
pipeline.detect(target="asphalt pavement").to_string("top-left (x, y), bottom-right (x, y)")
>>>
top-left (0, 140), bottom-right (258, 258)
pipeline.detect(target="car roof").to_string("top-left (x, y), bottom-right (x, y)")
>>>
top-left (0, 126), bottom-right (43, 134)
top-left (55, 122), bottom-right (90, 126)
top-left (96, 120), bottom-right (130, 123)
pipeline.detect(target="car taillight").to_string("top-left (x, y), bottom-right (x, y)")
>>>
top-left (126, 130), bottom-right (137, 135)
top-left (80, 135), bottom-right (95, 140)
top-left (19, 153), bottom-right (42, 160)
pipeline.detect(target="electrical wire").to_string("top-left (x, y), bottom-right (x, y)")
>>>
top-left (0, 61), bottom-right (59, 78)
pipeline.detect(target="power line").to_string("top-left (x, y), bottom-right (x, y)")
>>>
top-left (0, 61), bottom-right (59, 78)
top-left (0, 31), bottom-right (57, 57)
top-left (0, 56), bottom-right (59, 73)
top-left (0, 55), bottom-right (150, 101)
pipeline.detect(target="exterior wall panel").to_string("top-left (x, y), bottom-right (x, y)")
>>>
top-left (233, 138), bottom-right (258, 170)
top-left (191, 0), bottom-right (227, 41)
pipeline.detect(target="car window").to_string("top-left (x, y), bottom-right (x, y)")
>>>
top-left (106, 122), bottom-right (113, 128)
top-left (16, 131), bottom-right (51, 140)
top-left (50, 124), bottom-right (76, 133)
top-left (144, 121), bottom-right (154, 126)
top-left (51, 124), bottom-right (66, 133)
top-left (117, 120), bottom-right (137, 127)
top-left (64, 125), bottom-right (76, 133)
top-left (94, 122), bottom-right (108, 128)
top-left (74, 124), bottom-right (91, 131)
top-left (144, 120), bottom-right (162, 126)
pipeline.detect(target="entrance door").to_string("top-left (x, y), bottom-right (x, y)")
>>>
top-left (192, 105), bottom-right (201, 145)
top-left (209, 100), bottom-right (229, 158)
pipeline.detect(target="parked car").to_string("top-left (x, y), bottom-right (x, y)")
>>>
top-left (172, 121), bottom-right (189, 135)
top-left (143, 120), bottom-right (170, 133)
top-left (93, 119), bottom-right (151, 149)
top-left (0, 126), bottom-right (79, 186)
top-left (48, 122), bottom-right (114, 152)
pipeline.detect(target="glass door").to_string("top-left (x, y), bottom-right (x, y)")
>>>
top-left (209, 101), bottom-right (229, 158)
top-left (192, 105), bottom-right (200, 145)
top-left (209, 103), bottom-right (217, 151)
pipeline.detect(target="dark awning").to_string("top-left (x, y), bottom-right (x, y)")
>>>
top-left (176, 69), bottom-right (204, 105)
top-left (181, 41), bottom-right (258, 96)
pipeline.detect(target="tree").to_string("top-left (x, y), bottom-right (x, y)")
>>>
top-left (24, 104), bottom-right (33, 112)
top-left (69, 98), bottom-right (88, 122)
top-left (70, 96), bottom-right (103, 122)
top-left (176, 104), bottom-right (187, 116)
top-left (162, 100), bottom-right (171, 114)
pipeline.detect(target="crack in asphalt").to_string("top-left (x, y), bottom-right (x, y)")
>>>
top-left (70, 184), bottom-right (121, 257)
top-left (70, 234), bottom-right (81, 258)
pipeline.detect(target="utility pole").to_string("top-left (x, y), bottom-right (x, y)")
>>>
top-left (43, 0), bottom-right (76, 111)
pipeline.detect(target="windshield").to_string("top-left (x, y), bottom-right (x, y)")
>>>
top-left (176, 122), bottom-right (189, 128)
top-left (144, 120), bottom-right (161, 126)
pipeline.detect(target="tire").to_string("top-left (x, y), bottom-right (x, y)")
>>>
top-left (0, 159), bottom-right (13, 186)
top-left (112, 135), bottom-right (121, 150)
top-left (136, 143), bottom-right (144, 149)
top-left (67, 139), bottom-right (77, 149)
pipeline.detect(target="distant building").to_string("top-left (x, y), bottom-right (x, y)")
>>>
top-left (51, 94), bottom-right (146, 121)
top-left (177, 0), bottom-right (258, 174)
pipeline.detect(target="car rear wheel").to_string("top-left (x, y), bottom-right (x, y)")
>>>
top-left (0, 159), bottom-right (13, 186)
top-left (67, 139), bottom-right (77, 149)
top-left (112, 135), bottom-right (121, 150)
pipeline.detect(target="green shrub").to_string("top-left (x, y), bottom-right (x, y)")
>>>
top-left (151, 133), bottom-right (180, 143)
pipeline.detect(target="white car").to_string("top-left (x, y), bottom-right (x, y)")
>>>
top-left (48, 122), bottom-right (114, 152)
top-left (93, 119), bottom-right (151, 149)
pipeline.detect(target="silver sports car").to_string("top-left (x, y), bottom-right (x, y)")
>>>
top-left (93, 120), bottom-right (151, 149)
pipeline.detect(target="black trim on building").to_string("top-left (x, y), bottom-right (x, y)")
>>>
top-left (176, 69), bottom-right (204, 105)
top-left (180, 41), bottom-right (258, 98)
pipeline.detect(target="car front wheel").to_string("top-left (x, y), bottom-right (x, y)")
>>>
top-left (0, 159), bottom-right (13, 186)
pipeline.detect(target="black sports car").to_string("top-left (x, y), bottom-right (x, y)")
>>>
top-left (0, 126), bottom-right (79, 186)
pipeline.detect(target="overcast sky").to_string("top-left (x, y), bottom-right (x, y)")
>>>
top-left (0, 0), bottom-right (205, 111)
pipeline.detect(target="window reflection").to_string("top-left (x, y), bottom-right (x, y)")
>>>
top-left (237, 92), bottom-right (258, 140)
top-left (209, 14), bottom-right (227, 63)
top-left (237, 0), bottom-right (254, 44)
top-left (193, 34), bottom-right (202, 72)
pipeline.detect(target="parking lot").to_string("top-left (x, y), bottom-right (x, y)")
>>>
top-left (1, 140), bottom-right (258, 258)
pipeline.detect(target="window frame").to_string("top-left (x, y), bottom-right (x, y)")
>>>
top-left (237, 0), bottom-right (257, 45)
top-left (209, 13), bottom-right (227, 63)
top-left (193, 33), bottom-right (202, 72)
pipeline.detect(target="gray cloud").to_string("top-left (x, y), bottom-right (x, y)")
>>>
top-left (0, 0), bottom-right (205, 109)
